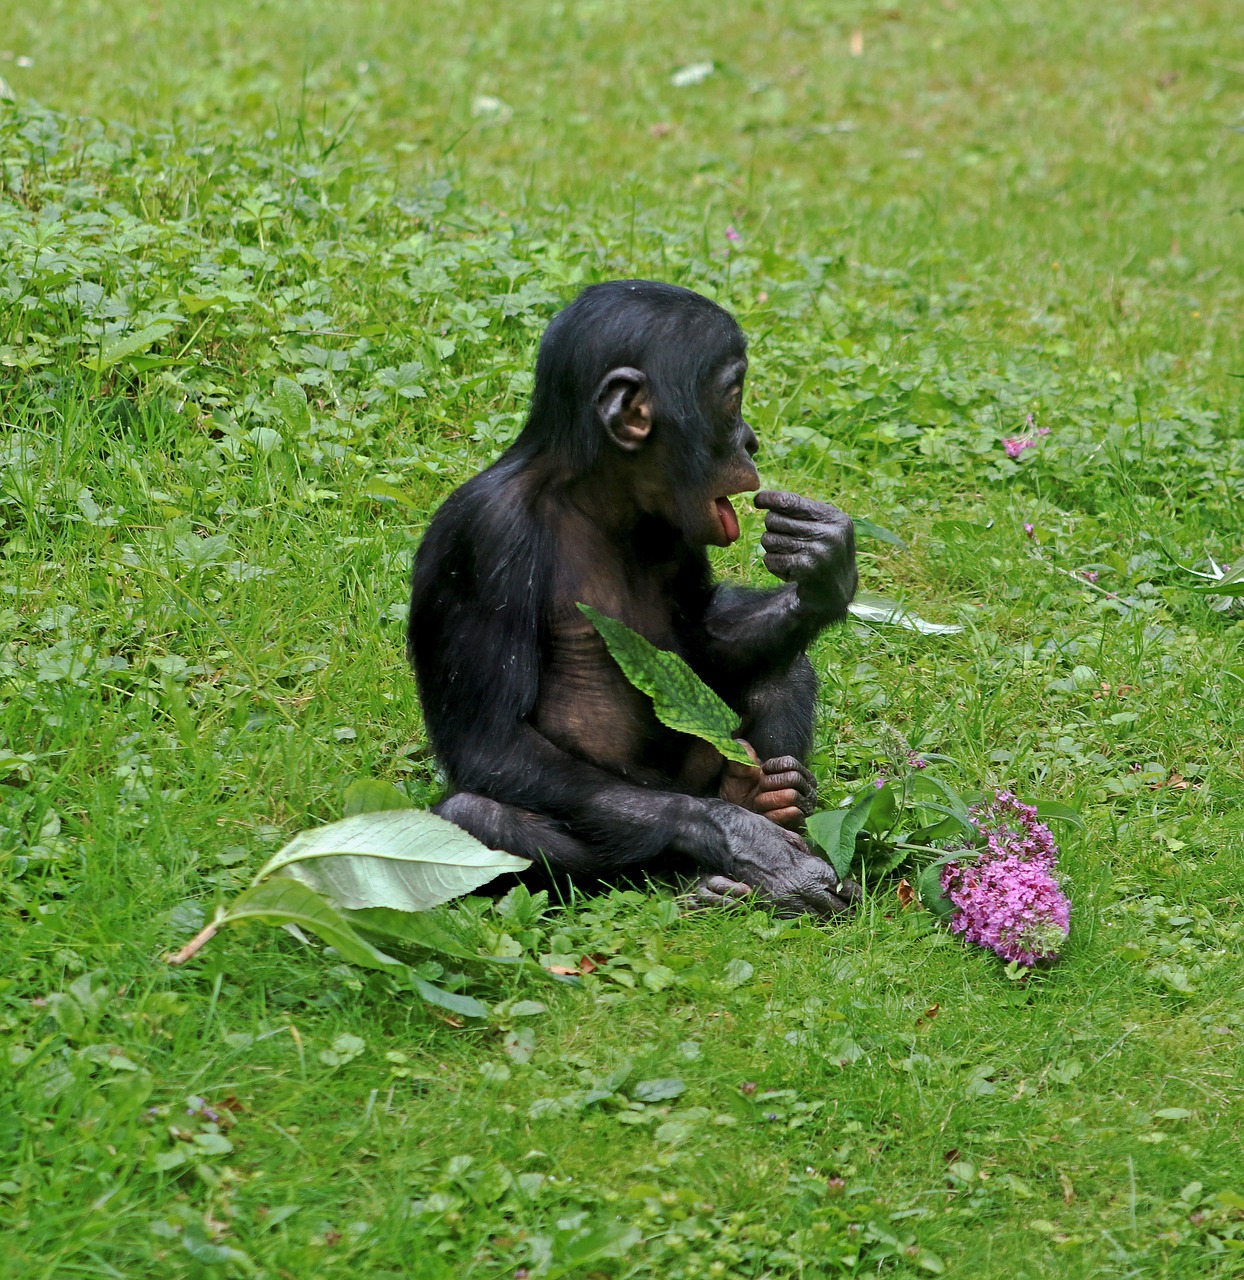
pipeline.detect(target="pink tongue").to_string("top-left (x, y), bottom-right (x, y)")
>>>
top-left (715, 497), bottom-right (740, 543)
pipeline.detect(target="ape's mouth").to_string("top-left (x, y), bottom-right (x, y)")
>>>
top-left (714, 496), bottom-right (741, 543)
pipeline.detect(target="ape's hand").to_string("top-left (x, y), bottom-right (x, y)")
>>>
top-left (754, 491), bottom-right (857, 619)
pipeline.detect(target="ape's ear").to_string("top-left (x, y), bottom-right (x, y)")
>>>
top-left (595, 367), bottom-right (652, 451)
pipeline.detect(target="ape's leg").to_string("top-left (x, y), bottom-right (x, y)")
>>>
top-left (435, 791), bottom-right (603, 879)
top-left (438, 791), bottom-right (750, 908)
top-left (730, 654), bottom-right (819, 829)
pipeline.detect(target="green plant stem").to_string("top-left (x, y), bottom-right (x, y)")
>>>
top-left (892, 841), bottom-right (966, 858)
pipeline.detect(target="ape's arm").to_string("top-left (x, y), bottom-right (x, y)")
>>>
top-left (696, 491), bottom-right (858, 674)
top-left (699, 581), bottom-right (817, 674)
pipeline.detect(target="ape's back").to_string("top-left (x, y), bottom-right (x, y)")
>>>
top-left (407, 455), bottom-right (550, 784)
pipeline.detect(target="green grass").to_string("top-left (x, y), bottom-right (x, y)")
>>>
top-left (1, 1), bottom-right (1243, 1276)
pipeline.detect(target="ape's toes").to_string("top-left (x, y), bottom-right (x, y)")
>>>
top-left (682, 874), bottom-right (755, 910)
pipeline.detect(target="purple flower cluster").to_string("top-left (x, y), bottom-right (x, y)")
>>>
top-left (940, 791), bottom-right (1070, 966)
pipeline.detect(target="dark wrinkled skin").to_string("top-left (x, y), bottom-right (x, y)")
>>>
top-left (407, 281), bottom-right (860, 918)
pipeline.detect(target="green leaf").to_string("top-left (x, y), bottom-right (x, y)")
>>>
top-left (217, 877), bottom-right (411, 979)
top-left (806, 788), bottom-right (877, 881)
top-left (345, 905), bottom-right (498, 963)
top-left (360, 478), bottom-right (419, 509)
top-left (342, 778), bottom-right (414, 815)
top-left (849, 592), bottom-right (963, 635)
top-left (179, 292), bottom-right (231, 314)
top-left (863, 782), bottom-right (899, 836)
top-left (81, 323), bottom-right (173, 371)
top-left (1031, 800), bottom-right (1085, 830)
top-left (214, 882), bottom-right (488, 1017)
top-left (577, 604), bottom-right (750, 764)
top-left (908, 774), bottom-right (970, 813)
top-left (411, 977), bottom-right (489, 1019)
top-left (632, 1078), bottom-right (686, 1102)
top-left (916, 854), bottom-right (963, 923)
top-left (1171, 552), bottom-right (1244, 594)
top-left (859, 841), bottom-right (910, 879)
top-left (853, 518), bottom-right (907, 548)
top-left (254, 809), bottom-right (530, 911)
top-left (273, 376), bottom-right (311, 433)
top-left (904, 805), bottom-right (975, 844)
top-left (544, 1222), bottom-right (643, 1279)
top-left (1189, 576), bottom-right (1244, 597)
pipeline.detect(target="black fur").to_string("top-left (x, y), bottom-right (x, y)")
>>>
top-left (407, 281), bottom-right (859, 915)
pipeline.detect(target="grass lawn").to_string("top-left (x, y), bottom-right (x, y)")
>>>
top-left (1, 1), bottom-right (1243, 1275)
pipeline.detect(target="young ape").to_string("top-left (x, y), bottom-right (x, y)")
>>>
top-left (408, 281), bottom-right (859, 916)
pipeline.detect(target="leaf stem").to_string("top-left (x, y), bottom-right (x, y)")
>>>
top-left (164, 921), bottom-right (219, 965)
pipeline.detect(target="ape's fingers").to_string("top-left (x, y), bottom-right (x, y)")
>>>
top-left (708, 876), bottom-right (754, 899)
top-left (759, 770), bottom-right (810, 795)
top-left (760, 532), bottom-right (808, 556)
top-left (763, 755), bottom-right (808, 777)
top-left (837, 877), bottom-right (864, 904)
top-left (773, 886), bottom-right (853, 918)
top-left (755, 491), bottom-right (845, 520)
top-left (763, 553), bottom-right (806, 579)
top-left (755, 787), bottom-right (800, 812)
top-left (762, 512), bottom-right (848, 540)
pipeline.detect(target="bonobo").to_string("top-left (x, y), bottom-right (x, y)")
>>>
top-left (407, 280), bottom-right (859, 916)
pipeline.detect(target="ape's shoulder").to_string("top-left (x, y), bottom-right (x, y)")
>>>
top-left (410, 456), bottom-right (551, 628)
top-left (418, 456), bottom-right (540, 555)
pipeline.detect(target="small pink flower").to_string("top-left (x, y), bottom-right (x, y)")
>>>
top-left (1003, 437), bottom-right (1036, 459)
top-left (725, 225), bottom-right (741, 243)
top-left (1023, 523), bottom-right (1035, 538)
top-left (1036, 426), bottom-right (1051, 437)
top-left (1081, 570), bottom-right (1098, 584)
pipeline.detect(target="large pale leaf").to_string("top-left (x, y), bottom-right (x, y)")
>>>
top-left (578, 604), bottom-right (751, 765)
top-left (848, 592), bottom-right (964, 635)
top-left (254, 809), bottom-right (529, 911)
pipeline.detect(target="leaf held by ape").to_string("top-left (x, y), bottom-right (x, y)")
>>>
top-left (576, 603), bottom-right (753, 766)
